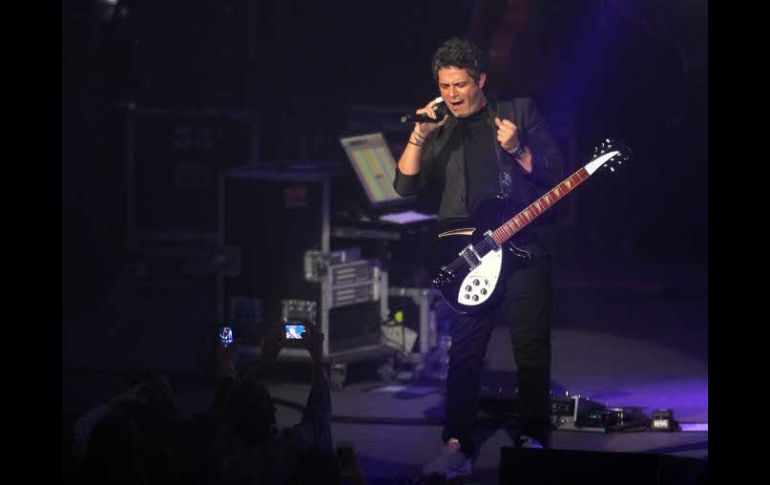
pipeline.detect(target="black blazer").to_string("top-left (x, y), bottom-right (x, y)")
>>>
top-left (394, 97), bottom-right (564, 225)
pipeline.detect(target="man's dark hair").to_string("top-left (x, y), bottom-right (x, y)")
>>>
top-left (431, 38), bottom-right (487, 83)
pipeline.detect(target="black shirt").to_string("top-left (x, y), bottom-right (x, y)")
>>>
top-left (458, 104), bottom-right (500, 214)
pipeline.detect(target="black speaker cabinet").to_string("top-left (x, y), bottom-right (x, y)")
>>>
top-left (219, 165), bottom-right (391, 362)
top-left (220, 166), bottom-right (331, 322)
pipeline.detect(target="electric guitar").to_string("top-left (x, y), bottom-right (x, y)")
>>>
top-left (432, 139), bottom-right (631, 315)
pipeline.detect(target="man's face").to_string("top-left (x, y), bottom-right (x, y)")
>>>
top-left (437, 67), bottom-right (487, 118)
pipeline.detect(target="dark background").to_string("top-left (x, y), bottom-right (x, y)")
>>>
top-left (61, 0), bottom-right (707, 374)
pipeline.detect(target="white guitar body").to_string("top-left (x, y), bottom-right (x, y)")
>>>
top-left (456, 247), bottom-right (503, 307)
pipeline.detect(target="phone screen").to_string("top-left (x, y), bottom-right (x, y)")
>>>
top-left (284, 323), bottom-right (305, 339)
top-left (219, 326), bottom-right (234, 346)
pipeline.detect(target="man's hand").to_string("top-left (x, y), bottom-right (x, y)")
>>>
top-left (398, 98), bottom-right (447, 177)
top-left (260, 322), bottom-right (285, 364)
top-left (301, 321), bottom-right (324, 364)
top-left (494, 117), bottom-right (521, 152)
top-left (413, 98), bottom-right (449, 139)
top-left (495, 117), bottom-right (532, 172)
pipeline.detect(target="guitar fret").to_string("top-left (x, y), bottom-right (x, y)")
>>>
top-left (490, 167), bottom-right (598, 246)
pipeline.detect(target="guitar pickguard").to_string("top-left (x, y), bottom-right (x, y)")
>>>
top-left (456, 245), bottom-right (503, 306)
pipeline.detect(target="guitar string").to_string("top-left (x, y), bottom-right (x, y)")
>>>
top-left (442, 145), bottom-right (623, 284)
top-left (443, 163), bottom-right (594, 276)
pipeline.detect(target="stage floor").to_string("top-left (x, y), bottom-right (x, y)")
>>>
top-left (63, 259), bottom-right (707, 483)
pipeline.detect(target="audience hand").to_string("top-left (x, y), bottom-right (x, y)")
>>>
top-left (301, 321), bottom-right (324, 364)
top-left (216, 335), bottom-right (240, 378)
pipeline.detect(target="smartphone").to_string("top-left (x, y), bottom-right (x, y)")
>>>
top-left (218, 326), bottom-right (234, 346)
top-left (284, 322), bottom-right (306, 340)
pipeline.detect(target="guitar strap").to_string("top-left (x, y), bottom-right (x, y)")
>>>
top-left (490, 100), bottom-right (516, 200)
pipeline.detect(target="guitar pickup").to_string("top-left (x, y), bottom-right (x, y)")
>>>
top-left (459, 245), bottom-right (482, 270)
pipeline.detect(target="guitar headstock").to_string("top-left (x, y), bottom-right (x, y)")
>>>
top-left (586, 138), bottom-right (632, 175)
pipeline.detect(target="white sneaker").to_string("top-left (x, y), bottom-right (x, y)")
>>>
top-left (518, 435), bottom-right (544, 449)
top-left (422, 438), bottom-right (472, 478)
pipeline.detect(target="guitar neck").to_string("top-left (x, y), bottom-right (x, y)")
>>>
top-left (491, 167), bottom-right (590, 245)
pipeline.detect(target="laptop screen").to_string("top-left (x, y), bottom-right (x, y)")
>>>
top-left (339, 132), bottom-right (414, 209)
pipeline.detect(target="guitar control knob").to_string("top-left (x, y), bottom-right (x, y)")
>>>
top-left (481, 289), bottom-right (487, 295)
top-left (484, 279), bottom-right (489, 285)
top-left (473, 279), bottom-right (480, 286)
top-left (472, 295), bottom-right (479, 301)
top-left (464, 294), bottom-right (470, 299)
top-left (465, 285), bottom-right (472, 292)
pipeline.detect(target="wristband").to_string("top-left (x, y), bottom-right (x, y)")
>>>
top-left (507, 144), bottom-right (526, 160)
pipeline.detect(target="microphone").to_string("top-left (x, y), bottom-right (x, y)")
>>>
top-left (400, 98), bottom-right (448, 124)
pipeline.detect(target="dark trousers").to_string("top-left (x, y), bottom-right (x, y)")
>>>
top-left (441, 246), bottom-right (552, 457)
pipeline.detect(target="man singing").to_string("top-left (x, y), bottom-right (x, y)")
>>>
top-left (394, 37), bottom-right (564, 479)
